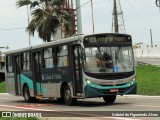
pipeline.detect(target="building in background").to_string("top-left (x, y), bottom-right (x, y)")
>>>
top-left (0, 52), bottom-right (5, 82)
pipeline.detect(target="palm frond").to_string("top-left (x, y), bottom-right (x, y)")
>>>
top-left (16, 0), bottom-right (32, 8)
top-left (58, 10), bottom-right (72, 34)
top-left (17, 0), bottom-right (72, 42)
top-left (26, 16), bottom-right (38, 36)
top-left (30, 1), bottom-right (40, 9)
top-left (51, 0), bottom-right (65, 8)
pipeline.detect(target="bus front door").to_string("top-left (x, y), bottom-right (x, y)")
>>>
top-left (71, 45), bottom-right (83, 95)
top-left (13, 55), bottom-right (21, 95)
top-left (32, 52), bottom-right (42, 96)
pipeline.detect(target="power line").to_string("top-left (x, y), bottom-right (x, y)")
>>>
top-left (76, 1), bottom-right (91, 10)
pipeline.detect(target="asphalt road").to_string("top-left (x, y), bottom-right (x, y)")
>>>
top-left (0, 94), bottom-right (160, 120)
top-left (135, 57), bottom-right (160, 65)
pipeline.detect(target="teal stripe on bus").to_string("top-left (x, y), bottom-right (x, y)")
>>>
top-left (20, 74), bottom-right (48, 93)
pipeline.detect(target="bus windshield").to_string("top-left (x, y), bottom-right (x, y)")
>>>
top-left (84, 46), bottom-right (134, 73)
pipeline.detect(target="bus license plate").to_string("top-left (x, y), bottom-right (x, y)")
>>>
top-left (110, 89), bottom-right (119, 92)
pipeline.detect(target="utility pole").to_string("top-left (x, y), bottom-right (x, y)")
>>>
top-left (91, 0), bottom-right (95, 33)
top-left (27, 5), bottom-right (31, 46)
top-left (112, 0), bottom-right (126, 33)
top-left (113, 0), bottom-right (119, 33)
top-left (75, 0), bottom-right (82, 34)
top-left (150, 29), bottom-right (153, 47)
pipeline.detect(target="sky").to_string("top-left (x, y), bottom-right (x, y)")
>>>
top-left (0, 0), bottom-right (160, 52)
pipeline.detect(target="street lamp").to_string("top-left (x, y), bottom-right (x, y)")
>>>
top-left (156, 0), bottom-right (160, 7)
top-left (0, 46), bottom-right (9, 50)
top-left (156, 0), bottom-right (160, 12)
top-left (0, 46), bottom-right (9, 54)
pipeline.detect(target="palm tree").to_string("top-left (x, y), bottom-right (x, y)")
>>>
top-left (16, 0), bottom-right (72, 42)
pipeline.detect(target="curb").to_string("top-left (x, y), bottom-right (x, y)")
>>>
top-left (1, 93), bottom-right (160, 98)
top-left (120, 95), bottom-right (160, 98)
top-left (0, 93), bottom-right (10, 95)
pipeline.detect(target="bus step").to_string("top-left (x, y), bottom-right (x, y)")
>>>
top-left (76, 93), bottom-right (83, 96)
top-left (36, 96), bottom-right (43, 99)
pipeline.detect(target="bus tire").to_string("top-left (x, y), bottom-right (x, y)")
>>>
top-left (63, 85), bottom-right (77, 106)
top-left (23, 85), bottom-right (32, 103)
top-left (23, 85), bottom-right (39, 103)
top-left (103, 95), bottom-right (116, 104)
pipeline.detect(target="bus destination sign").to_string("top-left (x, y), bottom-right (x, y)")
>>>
top-left (84, 35), bottom-right (132, 44)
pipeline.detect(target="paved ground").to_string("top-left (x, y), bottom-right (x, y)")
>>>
top-left (0, 94), bottom-right (160, 120)
top-left (135, 57), bottom-right (160, 65)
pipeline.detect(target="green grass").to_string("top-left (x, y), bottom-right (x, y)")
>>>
top-left (0, 82), bottom-right (6, 93)
top-left (136, 65), bottom-right (160, 96)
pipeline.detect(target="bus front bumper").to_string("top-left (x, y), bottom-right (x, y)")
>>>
top-left (84, 82), bottom-right (137, 98)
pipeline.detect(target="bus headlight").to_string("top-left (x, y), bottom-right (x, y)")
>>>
top-left (130, 78), bottom-right (136, 85)
top-left (87, 80), bottom-right (91, 84)
top-left (133, 78), bottom-right (136, 81)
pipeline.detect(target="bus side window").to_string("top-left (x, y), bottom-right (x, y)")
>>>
top-left (43, 48), bottom-right (54, 68)
top-left (23, 52), bottom-right (30, 71)
top-left (57, 45), bottom-right (69, 67)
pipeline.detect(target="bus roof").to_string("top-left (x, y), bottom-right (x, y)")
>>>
top-left (5, 34), bottom-right (85, 55)
top-left (5, 33), bottom-right (131, 55)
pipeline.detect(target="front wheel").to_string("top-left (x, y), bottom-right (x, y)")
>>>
top-left (103, 95), bottom-right (116, 104)
top-left (64, 85), bottom-right (77, 106)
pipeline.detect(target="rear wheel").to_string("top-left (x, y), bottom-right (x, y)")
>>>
top-left (64, 85), bottom-right (77, 106)
top-left (103, 95), bottom-right (116, 104)
top-left (23, 85), bottom-right (39, 103)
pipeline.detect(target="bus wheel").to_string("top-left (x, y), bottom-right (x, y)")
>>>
top-left (63, 85), bottom-right (77, 106)
top-left (103, 95), bottom-right (116, 104)
top-left (23, 85), bottom-right (39, 103)
top-left (23, 85), bottom-right (32, 103)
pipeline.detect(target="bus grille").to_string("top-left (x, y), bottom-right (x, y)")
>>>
top-left (100, 83), bottom-right (126, 87)
top-left (85, 71), bottom-right (135, 80)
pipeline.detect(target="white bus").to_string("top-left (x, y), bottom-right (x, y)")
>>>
top-left (5, 33), bottom-right (137, 105)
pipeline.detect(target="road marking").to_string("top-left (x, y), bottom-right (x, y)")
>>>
top-left (118, 96), bottom-right (160, 99)
top-left (0, 104), bottom-right (57, 111)
top-left (17, 104), bottom-right (53, 108)
top-left (133, 105), bottom-right (160, 108)
top-left (102, 117), bottom-right (141, 120)
top-left (0, 104), bottom-right (142, 120)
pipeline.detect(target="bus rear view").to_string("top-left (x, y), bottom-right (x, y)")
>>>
top-left (83, 33), bottom-right (137, 103)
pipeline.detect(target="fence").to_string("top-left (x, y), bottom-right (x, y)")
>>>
top-left (134, 48), bottom-right (160, 58)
